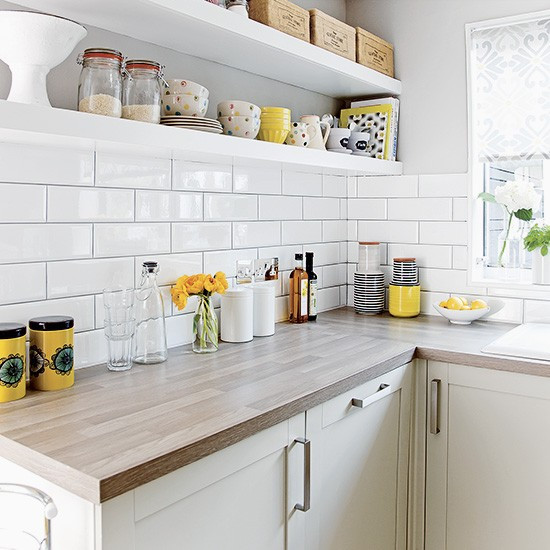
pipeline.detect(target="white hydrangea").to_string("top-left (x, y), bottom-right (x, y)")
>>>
top-left (494, 180), bottom-right (541, 213)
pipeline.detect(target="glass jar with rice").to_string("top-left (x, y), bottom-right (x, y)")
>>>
top-left (122, 60), bottom-right (164, 124)
top-left (77, 48), bottom-right (123, 117)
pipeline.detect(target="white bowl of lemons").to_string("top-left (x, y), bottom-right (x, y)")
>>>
top-left (433, 296), bottom-right (490, 325)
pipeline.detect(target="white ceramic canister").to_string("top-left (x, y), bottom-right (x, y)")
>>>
top-left (221, 287), bottom-right (254, 343)
top-left (533, 250), bottom-right (550, 285)
top-left (252, 283), bottom-right (275, 337)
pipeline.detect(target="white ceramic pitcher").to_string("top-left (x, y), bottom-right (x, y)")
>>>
top-left (300, 115), bottom-right (331, 150)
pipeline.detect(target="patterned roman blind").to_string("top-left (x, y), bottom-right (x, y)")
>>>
top-left (470, 15), bottom-right (550, 161)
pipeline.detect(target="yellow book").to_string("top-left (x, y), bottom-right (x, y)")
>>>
top-left (340, 104), bottom-right (393, 160)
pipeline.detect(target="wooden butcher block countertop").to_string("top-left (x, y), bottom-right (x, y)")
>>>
top-left (0, 307), bottom-right (548, 504)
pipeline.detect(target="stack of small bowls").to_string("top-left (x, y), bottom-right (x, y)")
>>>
top-left (217, 100), bottom-right (261, 139)
top-left (389, 258), bottom-right (421, 318)
top-left (258, 107), bottom-right (291, 144)
top-left (162, 79), bottom-right (209, 117)
top-left (354, 242), bottom-right (385, 315)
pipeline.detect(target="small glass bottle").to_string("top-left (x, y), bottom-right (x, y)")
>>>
top-left (289, 253), bottom-right (309, 324)
top-left (122, 59), bottom-right (163, 124)
top-left (134, 262), bottom-right (168, 364)
top-left (305, 252), bottom-right (318, 321)
top-left (77, 48), bottom-right (123, 117)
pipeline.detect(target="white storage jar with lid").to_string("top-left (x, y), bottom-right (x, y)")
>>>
top-left (221, 287), bottom-right (253, 343)
top-left (252, 283), bottom-right (275, 337)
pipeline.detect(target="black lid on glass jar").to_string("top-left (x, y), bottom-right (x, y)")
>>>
top-left (0, 323), bottom-right (26, 339)
top-left (29, 316), bottom-right (74, 331)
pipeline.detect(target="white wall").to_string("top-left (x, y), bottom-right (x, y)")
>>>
top-left (0, 0), bottom-right (346, 117)
top-left (346, 0), bottom-right (550, 175)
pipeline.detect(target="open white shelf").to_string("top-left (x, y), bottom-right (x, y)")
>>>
top-left (0, 101), bottom-right (402, 175)
top-left (11, 0), bottom-right (401, 99)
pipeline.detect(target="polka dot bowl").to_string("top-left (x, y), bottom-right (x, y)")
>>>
top-left (161, 92), bottom-right (209, 118)
top-left (165, 79), bottom-right (209, 98)
top-left (218, 115), bottom-right (260, 139)
top-left (218, 101), bottom-right (261, 119)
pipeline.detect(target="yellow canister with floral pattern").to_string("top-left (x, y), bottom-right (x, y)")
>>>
top-left (0, 323), bottom-right (26, 403)
top-left (29, 316), bottom-right (74, 391)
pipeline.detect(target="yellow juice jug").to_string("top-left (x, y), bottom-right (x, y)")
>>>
top-left (0, 323), bottom-right (26, 403)
top-left (29, 316), bottom-right (74, 391)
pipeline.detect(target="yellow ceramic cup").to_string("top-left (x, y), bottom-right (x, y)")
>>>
top-left (389, 284), bottom-right (421, 318)
top-left (0, 323), bottom-right (26, 403)
top-left (258, 128), bottom-right (290, 144)
top-left (29, 316), bottom-right (74, 391)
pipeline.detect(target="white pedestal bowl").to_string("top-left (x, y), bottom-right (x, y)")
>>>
top-left (0, 11), bottom-right (87, 106)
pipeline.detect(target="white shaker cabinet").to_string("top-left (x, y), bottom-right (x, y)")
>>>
top-left (425, 361), bottom-right (550, 550)
top-left (100, 413), bottom-right (307, 550)
top-left (305, 363), bottom-right (412, 550)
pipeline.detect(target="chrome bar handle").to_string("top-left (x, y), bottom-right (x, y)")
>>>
top-left (294, 438), bottom-right (311, 512)
top-left (351, 383), bottom-right (391, 409)
top-left (430, 379), bottom-right (441, 435)
top-left (0, 484), bottom-right (57, 550)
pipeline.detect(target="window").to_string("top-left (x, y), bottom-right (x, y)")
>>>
top-left (467, 12), bottom-right (550, 287)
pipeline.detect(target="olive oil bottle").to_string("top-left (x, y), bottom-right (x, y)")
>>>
top-left (289, 253), bottom-right (309, 323)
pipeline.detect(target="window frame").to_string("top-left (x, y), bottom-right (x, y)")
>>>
top-left (466, 10), bottom-right (550, 295)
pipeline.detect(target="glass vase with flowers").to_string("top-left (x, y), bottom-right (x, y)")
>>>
top-left (170, 272), bottom-right (228, 353)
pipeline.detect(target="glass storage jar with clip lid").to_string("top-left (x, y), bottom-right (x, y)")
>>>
top-left (122, 59), bottom-right (165, 123)
top-left (77, 48), bottom-right (123, 117)
top-left (134, 261), bottom-right (168, 364)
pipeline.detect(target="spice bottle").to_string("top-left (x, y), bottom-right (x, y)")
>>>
top-left (0, 323), bottom-right (26, 403)
top-left (77, 48), bottom-right (123, 117)
top-left (122, 60), bottom-right (164, 123)
top-left (29, 316), bottom-right (74, 391)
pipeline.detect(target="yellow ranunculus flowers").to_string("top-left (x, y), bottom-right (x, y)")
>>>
top-left (170, 271), bottom-right (228, 311)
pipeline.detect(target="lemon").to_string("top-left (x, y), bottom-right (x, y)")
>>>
top-left (439, 300), bottom-right (448, 308)
top-left (471, 299), bottom-right (488, 310)
top-left (458, 296), bottom-right (469, 306)
top-left (461, 305), bottom-right (472, 310)
top-left (446, 297), bottom-right (464, 310)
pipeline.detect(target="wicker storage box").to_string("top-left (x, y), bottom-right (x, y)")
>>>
top-left (356, 27), bottom-right (394, 77)
top-left (309, 9), bottom-right (356, 61)
top-left (249, 0), bottom-right (310, 42)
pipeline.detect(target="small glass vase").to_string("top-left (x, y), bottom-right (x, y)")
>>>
top-left (192, 295), bottom-right (218, 354)
top-left (497, 206), bottom-right (521, 281)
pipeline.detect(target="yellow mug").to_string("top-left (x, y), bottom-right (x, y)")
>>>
top-left (29, 316), bottom-right (74, 391)
top-left (0, 323), bottom-right (26, 403)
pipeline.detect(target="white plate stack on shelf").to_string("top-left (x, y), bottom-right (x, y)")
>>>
top-left (391, 258), bottom-right (418, 286)
top-left (354, 242), bottom-right (385, 315)
top-left (160, 116), bottom-right (223, 133)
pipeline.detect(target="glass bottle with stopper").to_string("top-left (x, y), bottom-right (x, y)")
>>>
top-left (134, 261), bottom-right (168, 364)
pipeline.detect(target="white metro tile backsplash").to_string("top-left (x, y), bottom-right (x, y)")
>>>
top-left (5, 149), bottom-right (548, 372)
top-left (172, 161), bottom-right (232, 192)
top-left (0, 184), bottom-right (46, 222)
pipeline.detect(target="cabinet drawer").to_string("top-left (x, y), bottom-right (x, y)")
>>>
top-left (321, 363), bottom-right (409, 428)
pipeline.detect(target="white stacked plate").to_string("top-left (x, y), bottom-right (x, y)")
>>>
top-left (354, 272), bottom-right (385, 315)
top-left (160, 116), bottom-right (223, 134)
top-left (392, 258), bottom-right (418, 286)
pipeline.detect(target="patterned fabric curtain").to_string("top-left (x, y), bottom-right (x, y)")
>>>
top-left (471, 16), bottom-right (550, 162)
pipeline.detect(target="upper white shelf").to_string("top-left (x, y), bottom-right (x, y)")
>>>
top-left (11, 0), bottom-right (401, 99)
top-left (0, 100), bottom-right (402, 175)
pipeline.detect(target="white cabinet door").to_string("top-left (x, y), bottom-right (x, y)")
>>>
top-left (101, 414), bottom-right (306, 550)
top-left (306, 363), bottom-right (412, 550)
top-left (426, 362), bottom-right (550, 550)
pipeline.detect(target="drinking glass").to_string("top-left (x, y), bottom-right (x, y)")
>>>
top-left (103, 288), bottom-right (135, 372)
